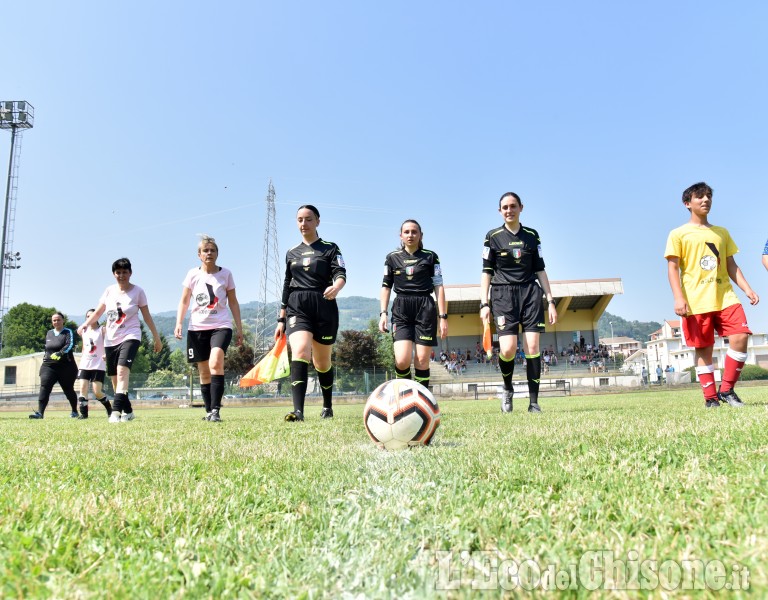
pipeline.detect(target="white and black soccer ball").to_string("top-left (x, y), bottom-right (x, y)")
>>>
top-left (700, 255), bottom-right (717, 271)
top-left (363, 379), bottom-right (441, 451)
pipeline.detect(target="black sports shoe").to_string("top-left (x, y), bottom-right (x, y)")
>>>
top-left (29, 411), bottom-right (43, 419)
top-left (209, 409), bottom-right (222, 422)
top-left (705, 399), bottom-right (721, 409)
top-left (528, 403), bottom-right (542, 413)
top-left (501, 389), bottom-right (513, 413)
top-left (69, 411), bottom-right (79, 418)
top-left (718, 390), bottom-right (745, 408)
top-left (320, 407), bottom-right (334, 419)
top-left (284, 410), bottom-right (304, 422)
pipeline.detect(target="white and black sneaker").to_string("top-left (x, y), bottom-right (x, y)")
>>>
top-left (209, 409), bottom-right (222, 422)
top-left (501, 390), bottom-right (513, 413)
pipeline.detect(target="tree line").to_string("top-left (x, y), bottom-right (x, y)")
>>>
top-left (0, 302), bottom-right (396, 393)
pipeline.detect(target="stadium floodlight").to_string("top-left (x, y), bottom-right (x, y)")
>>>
top-left (0, 101), bottom-right (34, 351)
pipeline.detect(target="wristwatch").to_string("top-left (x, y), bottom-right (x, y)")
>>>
top-left (479, 303), bottom-right (490, 310)
top-left (439, 314), bottom-right (448, 319)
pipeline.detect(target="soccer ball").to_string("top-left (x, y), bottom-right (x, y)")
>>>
top-left (363, 379), bottom-right (441, 451)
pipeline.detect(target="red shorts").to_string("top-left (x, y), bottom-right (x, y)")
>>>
top-left (682, 303), bottom-right (752, 348)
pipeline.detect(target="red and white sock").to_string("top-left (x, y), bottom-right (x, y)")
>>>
top-left (720, 349), bottom-right (748, 394)
top-left (696, 365), bottom-right (717, 402)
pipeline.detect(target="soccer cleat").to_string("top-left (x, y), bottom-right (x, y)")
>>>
top-left (202, 412), bottom-right (211, 421)
top-left (209, 409), bottom-right (222, 422)
top-left (77, 414), bottom-right (89, 420)
top-left (70, 411), bottom-right (79, 418)
top-left (120, 412), bottom-right (135, 422)
top-left (28, 411), bottom-right (44, 419)
top-left (320, 407), bottom-right (334, 419)
top-left (528, 403), bottom-right (542, 413)
top-left (284, 410), bottom-right (304, 422)
top-left (718, 390), bottom-right (745, 408)
top-left (109, 412), bottom-right (122, 423)
top-left (705, 399), bottom-right (721, 409)
top-left (501, 389), bottom-right (513, 413)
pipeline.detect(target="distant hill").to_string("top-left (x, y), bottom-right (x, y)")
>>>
top-left (597, 312), bottom-right (661, 342)
top-left (156, 299), bottom-right (657, 348)
top-left (155, 296), bottom-right (380, 349)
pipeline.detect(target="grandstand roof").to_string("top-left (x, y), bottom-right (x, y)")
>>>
top-left (444, 278), bottom-right (624, 315)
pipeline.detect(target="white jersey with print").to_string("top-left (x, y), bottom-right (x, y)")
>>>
top-left (182, 266), bottom-right (235, 331)
top-left (99, 284), bottom-right (148, 347)
top-left (79, 325), bottom-right (107, 371)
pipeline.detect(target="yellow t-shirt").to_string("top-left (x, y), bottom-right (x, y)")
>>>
top-left (664, 224), bottom-right (740, 315)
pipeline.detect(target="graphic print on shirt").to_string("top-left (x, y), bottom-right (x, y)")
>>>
top-left (195, 283), bottom-right (219, 311)
top-left (87, 336), bottom-right (97, 355)
top-left (701, 241), bottom-right (720, 271)
top-left (114, 302), bottom-right (126, 325)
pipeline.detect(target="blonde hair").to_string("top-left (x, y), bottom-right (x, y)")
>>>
top-left (197, 234), bottom-right (218, 253)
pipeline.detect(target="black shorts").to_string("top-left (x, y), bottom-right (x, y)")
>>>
top-left (187, 328), bottom-right (233, 363)
top-left (490, 282), bottom-right (545, 336)
top-left (391, 294), bottom-right (437, 346)
top-left (76, 369), bottom-right (106, 383)
top-left (105, 339), bottom-right (141, 375)
top-left (286, 289), bottom-right (338, 345)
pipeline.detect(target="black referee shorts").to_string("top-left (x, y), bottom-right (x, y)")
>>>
top-left (286, 289), bottom-right (339, 345)
top-left (490, 282), bottom-right (545, 336)
top-left (391, 294), bottom-right (437, 346)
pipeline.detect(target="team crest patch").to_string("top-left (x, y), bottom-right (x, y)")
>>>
top-left (482, 247), bottom-right (490, 260)
top-left (537, 244), bottom-right (543, 258)
top-left (700, 255), bottom-right (717, 271)
top-left (496, 316), bottom-right (506, 329)
top-left (512, 248), bottom-right (522, 259)
top-left (302, 257), bottom-right (311, 266)
top-left (405, 266), bottom-right (414, 276)
top-left (383, 265), bottom-right (389, 276)
top-left (434, 264), bottom-right (442, 276)
top-left (337, 255), bottom-right (346, 268)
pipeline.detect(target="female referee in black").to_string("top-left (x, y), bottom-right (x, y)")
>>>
top-left (480, 192), bottom-right (557, 413)
top-left (378, 219), bottom-right (447, 389)
top-left (275, 205), bottom-right (346, 421)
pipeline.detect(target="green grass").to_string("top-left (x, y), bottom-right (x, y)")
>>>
top-left (2, 387), bottom-right (767, 598)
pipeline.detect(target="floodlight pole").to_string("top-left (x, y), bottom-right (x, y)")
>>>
top-left (0, 101), bottom-right (34, 351)
top-left (0, 124), bottom-right (17, 311)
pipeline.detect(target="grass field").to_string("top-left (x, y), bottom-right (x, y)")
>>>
top-left (2, 386), bottom-right (767, 598)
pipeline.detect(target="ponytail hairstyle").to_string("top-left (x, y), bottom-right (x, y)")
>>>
top-left (298, 204), bottom-right (320, 219)
top-left (400, 219), bottom-right (424, 251)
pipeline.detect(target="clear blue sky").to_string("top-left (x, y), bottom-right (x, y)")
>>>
top-left (4, 0), bottom-right (768, 333)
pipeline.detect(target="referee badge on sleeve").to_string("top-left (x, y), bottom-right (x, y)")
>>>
top-left (482, 246), bottom-right (491, 260)
top-left (337, 255), bottom-right (346, 268)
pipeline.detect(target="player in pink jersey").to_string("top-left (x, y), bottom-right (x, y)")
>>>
top-left (78, 258), bottom-right (163, 422)
top-left (75, 308), bottom-right (113, 419)
top-left (665, 182), bottom-right (759, 408)
top-left (175, 235), bottom-right (243, 422)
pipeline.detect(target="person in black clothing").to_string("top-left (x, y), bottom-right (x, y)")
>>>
top-left (275, 205), bottom-right (346, 421)
top-left (480, 192), bottom-right (557, 413)
top-left (29, 312), bottom-right (80, 419)
top-left (379, 219), bottom-right (447, 389)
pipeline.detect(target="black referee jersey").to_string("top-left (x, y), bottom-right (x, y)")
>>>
top-left (281, 238), bottom-right (347, 306)
top-left (382, 248), bottom-right (442, 294)
top-left (482, 224), bottom-right (545, 285)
